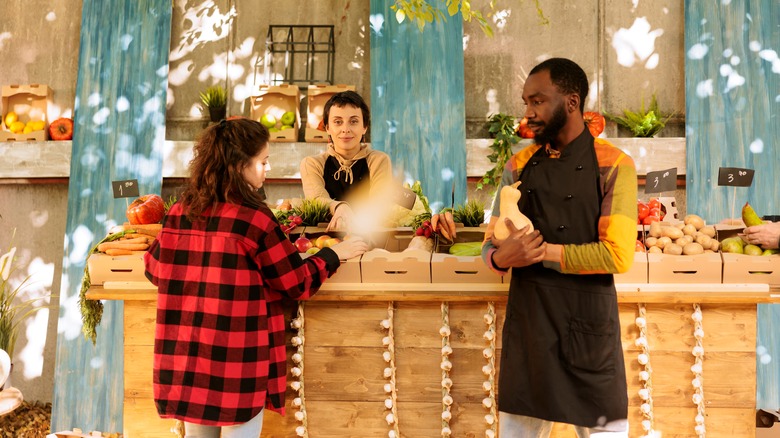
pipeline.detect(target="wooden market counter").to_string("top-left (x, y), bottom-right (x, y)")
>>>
top-left (87, 282), bottom-right (780, 438)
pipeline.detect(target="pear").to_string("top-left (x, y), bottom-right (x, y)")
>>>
top-left (742, 202), bottom-right (764, 227)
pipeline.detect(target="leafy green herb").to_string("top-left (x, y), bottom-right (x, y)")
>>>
top-left (79, 230), bottom-right (134, 345)
top-left (478, 113), bottom-right (521, 193)
top-left (605, 94), bottom-right (673, 138)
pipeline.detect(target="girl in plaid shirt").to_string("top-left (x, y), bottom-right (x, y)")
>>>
top-left (145, 118), bottom-right (368, 437)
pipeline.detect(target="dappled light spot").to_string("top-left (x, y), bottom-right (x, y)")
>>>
top-left (440, 168), bottom-right (454, 182)
top-left (120, 34), bottom-right (133, 51)
top-left (21, 309), bottom-right (50, 379)
top-left (87, 92), bottom-right (101, 107)
top-left (611, 17), bottom-right (664, 69)
top-left (370, 14), bottom-right (385, 36)
top-left (0, 32), bottom-right (11, 51)
top-left (719, 64), bottom-right (745, 92)
top-left (485, 89), bottom-right (499, 119)
top-left (687, 43), bottom-right (709, 60)
top-left (749, 138), bottom-right (764, 154)
top-left (168, 60), bottom-right (194, 86)
top-left (45, 11), bottom-right (56, 22)
top-left (696, 79), bottom-right (713, 98)
top-left (92, 107), bottom-right (110, 125)
top-left (116, 96), bottom-right (130, 112)
top-left (89, 356), bottom-right (104, 370)
top-left (492, 9), bottom-right (511, 31)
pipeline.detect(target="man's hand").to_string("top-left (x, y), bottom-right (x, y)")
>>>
top-left (490, 219), bottom-right (546, 269)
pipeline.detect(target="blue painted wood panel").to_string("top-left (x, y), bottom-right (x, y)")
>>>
top-left (52, 0), bottom-right (171, 431)
top-left (685, 0), bottom-right (779, 409)
top-left (370, 1), bottom-right (467, 211)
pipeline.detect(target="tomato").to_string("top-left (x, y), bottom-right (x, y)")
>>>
top-left (126, 194), bottom-right (165, 225)
top-left (583, 111), bottom-right (605, 137)
top-left (515, 117), bottom-right (535, 139)
top-left (648, 198), bottom-right (662, 211)
top-left (642, 215), bottom-right (660, 225)
top-left (637, 201), bottom-right (650, 222)
top-left (635, 240), bottom-right (646, 252)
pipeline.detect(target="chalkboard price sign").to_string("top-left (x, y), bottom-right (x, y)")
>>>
top-left (645, 168), bottom-right (677, 194)
top-left (717, 167), bottom-right (754, 187)
top-left (112, 179), bottom-right (140, 198)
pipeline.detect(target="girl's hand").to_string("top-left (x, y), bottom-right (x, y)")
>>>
top-left (330, 237), bottom-right (370, 260)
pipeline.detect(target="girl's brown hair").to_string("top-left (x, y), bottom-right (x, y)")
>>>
top-left (179, 118), bottom-right (270, 221)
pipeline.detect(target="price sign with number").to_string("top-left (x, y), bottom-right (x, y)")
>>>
top-left (645, 168), bottom-right (677, 194)
top-left (717, 167), bottom-right (754, 187)
top-left (391, 187), bottom-right (417, 210)
top-left (112, 179), bottom-right (140, 198)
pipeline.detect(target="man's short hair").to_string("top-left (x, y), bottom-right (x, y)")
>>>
top-left (529, 58), bottom-right (589, 113)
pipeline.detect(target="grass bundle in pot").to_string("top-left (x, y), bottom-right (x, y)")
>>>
top-left (200, 85), bottom-right (227, 122)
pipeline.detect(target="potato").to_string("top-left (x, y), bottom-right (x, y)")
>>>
top-left (663, 243), bottom-right (683, 255)
top-left (675, 222), bottom-right (686, 230)
top-left (695, 234), bottom-right (712, 248)
top-left (661, 226), bottom-right (684, 240)
top-left (682, 224), bottom-right (697, 236)
top-left (675, 236), bottom-right (693, 246)
top-left (648, 246), bottom-right (662, 254)
top-left (709, 240), bottom-right (720, 251)
top-left (683, 242), bottom-right (705, 255)
top-left (684, 214), bottom-right (706, 231)
top-left (648, 222), bottom-right (663, 238)
top-left (700, 225), bottom-right (716, 238)
top-left (656, 236), bottom-right (672, 249)
top-left (645, 237), bottom-right (658, 248)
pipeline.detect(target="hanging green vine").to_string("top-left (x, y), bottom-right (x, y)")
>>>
top-left (390, 0), bottom-right (548, 35)
top-left (477, 113), bottom-right (521, 193)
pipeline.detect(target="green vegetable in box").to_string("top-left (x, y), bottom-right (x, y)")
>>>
top-left (448, 242), bottom-right (483, 256)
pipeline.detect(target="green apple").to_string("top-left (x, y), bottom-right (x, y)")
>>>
top-left (281, 111), bottom-right (295, 126)
top-left (281, 125), bottom-right (294, 130)
top-left (260, 113), bottom-right (277, 128)
top-left (268, 127), bottom-right (280, 133)
top-left (306, 247), bottom-right (320, 255)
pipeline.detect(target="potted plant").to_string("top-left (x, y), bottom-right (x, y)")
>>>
top-left (0, 232), bottom-right (50, 388)
top-left (200, 85), bottom-right (227, 122)
top-left (606, 94), bottom-right (672, 137)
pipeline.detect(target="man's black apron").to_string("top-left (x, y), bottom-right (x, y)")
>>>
top-left (498, 133), bottom-right (628, 428)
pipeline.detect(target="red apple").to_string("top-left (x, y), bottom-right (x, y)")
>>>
top-left (49, 117), bottom-right (74, 141)
top-left (126, 194), bottom-right (165, 225)
top-left (294, 235), bottom-right (312, 253)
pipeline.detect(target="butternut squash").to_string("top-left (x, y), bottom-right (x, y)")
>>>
top-left (493, 181), bottom-right (533, 240)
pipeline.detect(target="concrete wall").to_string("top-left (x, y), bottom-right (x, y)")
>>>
top-left (0, 0), bottom-right (685, 403)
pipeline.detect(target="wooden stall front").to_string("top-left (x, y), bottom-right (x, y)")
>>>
top-left (87, 283), bottom-right (777, 438)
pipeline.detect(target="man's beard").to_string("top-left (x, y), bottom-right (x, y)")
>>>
top-left (532, 102), bottom-right (567, 147)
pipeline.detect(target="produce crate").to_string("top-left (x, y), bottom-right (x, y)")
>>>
top-left (305, 84), bottom-right (355, 142)
top-left (300, 228), bottom-right (361, 283)
top-left (1, 84), bottom-right (52, 141)
top-left (360, 228), bottom-right (431, 283)
top-left (647, 252), bottom-right (722, 284)
top-left (249, 84), bottom-right (300, 142)
top-left (614, 252), bottom-right (649, 284)
top-left (87, 252), bottom-right (148, 285)
top-left (431, 228), bottom-right (499, 284)
top-left (721, 253), bottom-right (780, 285)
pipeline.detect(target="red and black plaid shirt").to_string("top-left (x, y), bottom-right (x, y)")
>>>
top-left (144, 201), bottom-right (339, 425)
